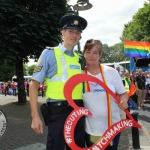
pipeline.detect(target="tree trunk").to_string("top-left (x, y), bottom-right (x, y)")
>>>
top-left (16, 58), bottom-right (27, 103)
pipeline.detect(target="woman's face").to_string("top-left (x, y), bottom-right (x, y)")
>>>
top-left (84, 45), bottom-right (101, 65)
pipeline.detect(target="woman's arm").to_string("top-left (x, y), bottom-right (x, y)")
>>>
top-left (117, 92), bottom-right (128, 110)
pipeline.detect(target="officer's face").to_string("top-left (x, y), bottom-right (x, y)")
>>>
top-left (62, 29), bottom-right (81, 48)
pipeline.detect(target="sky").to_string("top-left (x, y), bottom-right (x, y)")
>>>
top-left (68, 0), bottom-right (146, 47)
top-left (28, 0), bottom-right (146, 66)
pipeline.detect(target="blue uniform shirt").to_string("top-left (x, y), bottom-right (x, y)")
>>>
top-left (32, 43), bottom-right (76, 83)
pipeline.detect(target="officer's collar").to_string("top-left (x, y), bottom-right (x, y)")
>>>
top-left (58, 43), bottom-right (76, 53)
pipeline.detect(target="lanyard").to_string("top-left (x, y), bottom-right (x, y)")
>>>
top-left (84, 64), bottom-right (112, 137)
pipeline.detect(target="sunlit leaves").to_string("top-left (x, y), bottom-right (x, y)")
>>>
top-left (121, 2), bottom-right (150, 42)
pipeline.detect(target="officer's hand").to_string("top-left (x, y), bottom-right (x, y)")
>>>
top-left (31, 117), bottom-right (43, 134)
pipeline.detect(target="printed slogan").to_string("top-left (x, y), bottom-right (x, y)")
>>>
top-left (63, 74), bottom-right (142, 150)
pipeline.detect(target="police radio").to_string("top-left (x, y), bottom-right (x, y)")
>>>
top-left (78, 53), bottom-right (86, 71)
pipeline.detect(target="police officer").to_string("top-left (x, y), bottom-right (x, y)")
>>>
top-left (29, 14), bottom-right (87, 150)
top-left (122, 72), bottom-right (131, 93)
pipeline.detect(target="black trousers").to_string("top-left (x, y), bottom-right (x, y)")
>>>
top-left (46, 112), bottom-right (85, 150)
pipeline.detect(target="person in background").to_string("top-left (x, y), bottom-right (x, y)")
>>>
top-left (7, 81), bottom-right (13, 95)
top-left (12, 81), bottom-right (17, 96)
top-left (135, 69), bottom-right (146, 109)
top-left (146, 73), bottom-right (150, 99)
top-left (26, 81), bottom-right (30, 97)
top-left (122, 72), bottom-right (131, 92)
top-left (1, 83), bottom-right (5, 94)
top-left (38, 83), bottom-right (43, 96)
top-left (29, 14), bottom-right (88, 150)
top-left (144, 71), bottom-right (148, 101)
top-left (4, 82), bottom-right (8, 96)
top-left (82, 39), bottom-right (128, 150)
top-left (116, 67), bottom-right (120, 73)
top-left (130, 71), bottom-right (136, 84)
top-left (129, 71), bottom-right (138, 105)
top-left (116, 66), bottom-right (123, 78)
top-left (42, 81), bottom-right (46, 97)
top-left (122, 72), bottom-right (136, 115)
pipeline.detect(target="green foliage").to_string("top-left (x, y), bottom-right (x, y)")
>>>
top-left (0, 59), bottom-right (15, 81)
top-left (121, 2), bottom-right (150, 42)
top-left (100, 44), bottom-right (110, 63)
top-left (0, 0), bottom-right (67, 103)
top-left (100, 43), bottom-right (127, 63)
top-left (120, 2), bottom-right (150, 68)
top-left (28, 64), bottom-right (36, 75)
top-left (23, 64), bottom-right (28, 75)
top-left (0, 0), bottom-right (67, 62)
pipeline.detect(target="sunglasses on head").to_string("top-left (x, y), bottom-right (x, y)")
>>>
top-left (86, 39), bottom-right (102, 46)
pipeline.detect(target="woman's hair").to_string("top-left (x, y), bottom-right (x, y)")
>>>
top-left (85, 39), bottom-right (102, 46)
top-left (83, 39), bottom-right (102, 55)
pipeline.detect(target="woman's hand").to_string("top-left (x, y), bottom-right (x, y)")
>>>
top-left (117, 92), bottom-right (128, 110)
top-left (118, 100), bottom-right (128, 110)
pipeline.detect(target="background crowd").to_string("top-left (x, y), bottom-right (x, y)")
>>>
top-left (1, 67), bottom-right (150, 104)
top-left (0, 80), bottom-right (47, 97)
top-left (117, 67), bottom-right (150, 109)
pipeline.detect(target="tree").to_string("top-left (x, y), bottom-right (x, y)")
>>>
top-left (100, 44), bottom-right (111, 63)
top-left (109, 43), bottom-right (127, 62)
top-left (100, 43), bottom-right (126, 63)
top-left (28, 65), bottom-right (36, 75)
top-left (121, 2), bottom-right (150, 42)
top-left (0, 0), bottom-right (67, 103)
top-left (23, 64), bottom-right (28, 76)
top-left (0, 59), bottom-right (15, 82)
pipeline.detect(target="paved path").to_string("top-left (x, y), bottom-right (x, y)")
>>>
top-left (0, 95), bottom-right (150, 150)
top-left (0, 95), bottom-right (47, 150)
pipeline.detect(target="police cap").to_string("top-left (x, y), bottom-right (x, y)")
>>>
top-left (60, 15), bottom-right (87, 32)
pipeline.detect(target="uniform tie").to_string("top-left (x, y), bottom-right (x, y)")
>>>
top-left (64, 50), bottom-right (74, 57)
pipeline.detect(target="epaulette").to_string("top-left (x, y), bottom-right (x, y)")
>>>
top-left (45, 46), bottom-right (54, 50)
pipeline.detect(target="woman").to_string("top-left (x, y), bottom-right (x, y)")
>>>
top-left (7, 81), bottom-right (13, 95)
top-left (82, 39), bottom-right (128, 150)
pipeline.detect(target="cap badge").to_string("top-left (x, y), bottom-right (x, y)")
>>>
top-left (74, 20), bottom-right (78, 25)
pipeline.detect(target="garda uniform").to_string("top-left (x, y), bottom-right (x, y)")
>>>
top-left (32, 15), bottom-right (87, 150)
top-left (122, 75), bottom-right (131, 120)
top-left (123, 77), bottom-right (130, 93)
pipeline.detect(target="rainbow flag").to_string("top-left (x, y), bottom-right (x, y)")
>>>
top-left (124, 40), bottom-right (150, 58)
top-left (128, 83), bottom-right (136, 98)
